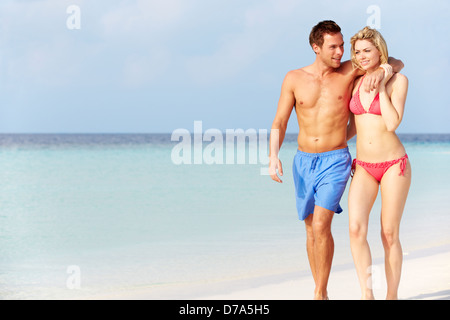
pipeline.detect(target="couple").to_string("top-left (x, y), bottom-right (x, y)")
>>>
top-left (269, 21), bottom-right (410, 300)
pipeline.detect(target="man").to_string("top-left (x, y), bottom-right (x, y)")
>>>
top-left (268, 20), bottom-right (402, 300)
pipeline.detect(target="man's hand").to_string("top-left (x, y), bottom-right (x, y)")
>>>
top-left (363, 68), bottom-right (385, 92)
top-left (363, 64), bottom-right (394, 92)
top-left (269, 157), bottom-right (283, 183)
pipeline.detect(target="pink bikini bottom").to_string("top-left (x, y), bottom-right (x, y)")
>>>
top-left (351, 154), bottom-right (408, 182)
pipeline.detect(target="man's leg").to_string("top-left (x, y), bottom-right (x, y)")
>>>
top-left (304, 214), bottom-right (318, 287)
top-left (311, 205), bottom-right (334, 300)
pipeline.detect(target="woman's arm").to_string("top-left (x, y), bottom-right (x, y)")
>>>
top-left (347, 112), bottom-right (357, 141)
top-left (378, 73), bottom-right (409, 132)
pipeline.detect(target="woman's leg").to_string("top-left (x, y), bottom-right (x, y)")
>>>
top-left (348, 166), bottom-right (380, 299)
top-left (380, 160), bottom-right (411, 300)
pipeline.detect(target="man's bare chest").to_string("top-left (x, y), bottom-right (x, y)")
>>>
top-left (293, 77), bottom-right (352, 109)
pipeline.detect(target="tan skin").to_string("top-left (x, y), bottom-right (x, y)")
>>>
top-left (348, 39), bottom-right (410, 300)
top-left (268, 32), bottom-right (403, 300)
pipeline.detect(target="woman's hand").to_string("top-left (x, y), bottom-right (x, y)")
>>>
top-left (380, 64), bottom-right (394, 88)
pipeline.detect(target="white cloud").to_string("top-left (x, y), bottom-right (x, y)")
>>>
top-left (100, 0), bottom-right (187, 39)
top-left (0, 0), bottom-right (91, 87)
top-left (122, 48), bottom-right (171, 87)
top-left (98, 0), bottom-right (191, 87)
top-left (185, 0), bottom-right (302, 85)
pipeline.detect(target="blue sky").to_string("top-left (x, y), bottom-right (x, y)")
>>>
top-left (0, 0), bottom-right (448, 133)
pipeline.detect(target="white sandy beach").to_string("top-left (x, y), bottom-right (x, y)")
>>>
top-left (92, 246), bottom-right (450, 300)
top-left (197, 251), bottom-right (450, 300)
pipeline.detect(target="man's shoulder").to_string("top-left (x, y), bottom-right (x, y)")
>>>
top-left (284, 67), bottom-right (312, 83)
top-left (286, 68), bottom-right (306, 76)
top-left (337, 60), bottom-right (360, 77)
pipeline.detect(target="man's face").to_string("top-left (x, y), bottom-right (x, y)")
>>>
top-left (314, 33), bottom-right (344, 68)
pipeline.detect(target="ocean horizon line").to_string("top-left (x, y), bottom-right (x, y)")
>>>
top-left (0, 132), bottom-right (450, 136)
top-left (0, 132), bottom-right (449, 139)
top-left (0, 133), bottom-right (449, 150)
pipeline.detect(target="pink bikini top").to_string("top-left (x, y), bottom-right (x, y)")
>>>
top-left (349, 75), bottom-right (382, 116)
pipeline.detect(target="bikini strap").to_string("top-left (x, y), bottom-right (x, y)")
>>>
top-left (357, 74), bottom-right (366, 92)
top-left (398, 154), bottom-right (409, 176)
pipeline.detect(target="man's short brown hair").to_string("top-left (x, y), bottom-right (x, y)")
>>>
top-left (309, 20), bottom-right (342, 49)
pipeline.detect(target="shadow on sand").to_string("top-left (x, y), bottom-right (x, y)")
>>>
top-left (406, 289), bottom-right (450, 300)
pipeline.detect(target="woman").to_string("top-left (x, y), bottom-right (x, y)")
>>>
top-left (347, 27), bottom-right (411, 300)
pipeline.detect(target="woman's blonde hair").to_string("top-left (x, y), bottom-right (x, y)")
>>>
top-left (350, 26), bottom-right (388, 70)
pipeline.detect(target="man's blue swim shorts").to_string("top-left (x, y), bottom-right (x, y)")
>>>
top-left (292, 147), bottom-right (352, 221)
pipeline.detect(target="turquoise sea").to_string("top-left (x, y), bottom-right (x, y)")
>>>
top-left (0, 133), bottom-right (449, 299)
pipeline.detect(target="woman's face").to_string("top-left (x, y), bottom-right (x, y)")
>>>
top-left (354, 39), bottom-right (381, 71)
